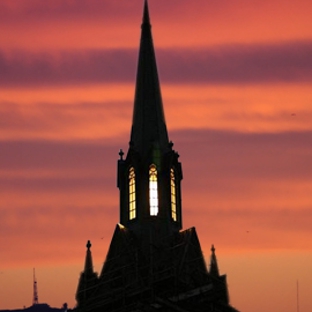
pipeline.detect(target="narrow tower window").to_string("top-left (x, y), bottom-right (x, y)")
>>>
top-left (129, 167), bottom-right (136, 220)
top-left (171, 168), bottom-right (177, 221)
top-left (149, 165), bottom-right (158, 216)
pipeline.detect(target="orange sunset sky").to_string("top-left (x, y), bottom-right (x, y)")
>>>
top-left (1, 0), bottom-right (312, 311)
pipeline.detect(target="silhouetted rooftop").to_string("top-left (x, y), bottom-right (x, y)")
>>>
top-left (0, 303), bottom-right (70, 312)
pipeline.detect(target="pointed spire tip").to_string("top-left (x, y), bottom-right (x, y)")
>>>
top-left (143, 0), bottom-right (150, 24)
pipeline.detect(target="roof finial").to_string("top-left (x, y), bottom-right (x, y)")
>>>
top-left (209, 244), bottom-right (220, 277)
top-left (86, 240), bottom-right (91, 250)
top-left (211, 244), bottom-right (215, 253)
top-left (84, 240), bottom-right (94, 273)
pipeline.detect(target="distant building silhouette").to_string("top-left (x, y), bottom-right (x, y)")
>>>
top-left (76, 1), bottom-right (240, 311)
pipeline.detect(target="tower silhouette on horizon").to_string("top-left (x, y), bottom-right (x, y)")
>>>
top-left (75, 1), bottom-right (240, 311)
top-left (33, 268), bottom-right (39, 306)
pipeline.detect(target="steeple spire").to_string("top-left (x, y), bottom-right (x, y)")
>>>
top-left (118, 0), bottom-right (183, 238)
top-left (130, 0), bottom-right (169, 156)
top-left (143, 0), bottom-right (150, 25)
top-left (84, 240), bottom-right (94, 274)
top-left (209, 244), bottom-right (220, 277)
top-left (76, 240), bottom-right (98, 307)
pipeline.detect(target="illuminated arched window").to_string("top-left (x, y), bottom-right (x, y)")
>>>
top-left (171, 168), bottom-right (177, 221)
top-left (149, 165), bottom-right (158, 216)
top-left (129, 167), bottom-right (136, 220)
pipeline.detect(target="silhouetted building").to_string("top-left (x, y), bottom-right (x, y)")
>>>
top-left (76, 1), bottom-right (240, 312)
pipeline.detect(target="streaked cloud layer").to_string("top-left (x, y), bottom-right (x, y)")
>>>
top-left (1, 41), bottom-right (312, 86)
top-left (0, 0), bottom-right (311, 311)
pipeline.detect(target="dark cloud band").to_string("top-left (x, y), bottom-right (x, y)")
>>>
top-left (1, 41), bottom-right (312, 87)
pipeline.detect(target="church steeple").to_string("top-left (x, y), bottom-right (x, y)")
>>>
top-left (117, 0), bottom-right (183, 238)
top-left (130, 0), bottom-right (169, 156)
top-left (76, 241), bottom-right (98, 307)
top-left (84, 240), bottom-right (94, 274)
top-left (209, 244), bottom-right (220, 277)
top-left (75, 3), bottom-right (240, 311)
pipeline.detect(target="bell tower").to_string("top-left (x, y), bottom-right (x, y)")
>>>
top-left (117, 0), bottom-right (183, 241)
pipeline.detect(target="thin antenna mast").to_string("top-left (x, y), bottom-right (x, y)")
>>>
top-left (33, 268), bottom-right (39, 305)
top-left (297, 280), bottom-right (299, 312)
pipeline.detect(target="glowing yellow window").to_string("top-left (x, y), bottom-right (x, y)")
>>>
top-left (171, 168), bottom-right (177, 221)
top-left (149, 165), bottom-right (158, 216)
top-left (129, 167), bottom-right (136, 220)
